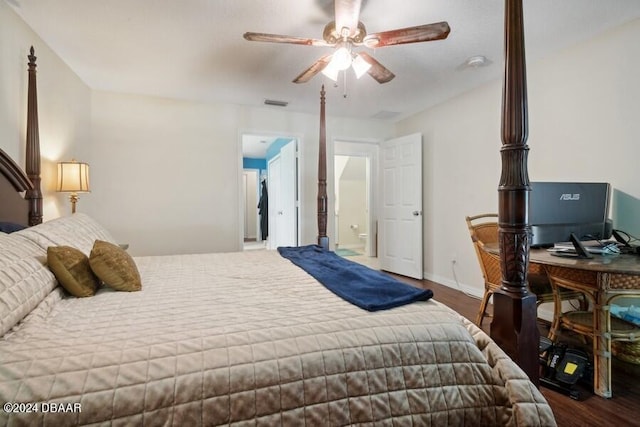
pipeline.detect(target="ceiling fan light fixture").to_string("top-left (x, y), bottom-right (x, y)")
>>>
top-left (244, 4), bottom-right (450, 85)
top-left (352, 53), bottom-right (371, 79)
top-left (321, 60), bottom-right (340, 81)
top-left (331, 45), bottom-right (352, 71)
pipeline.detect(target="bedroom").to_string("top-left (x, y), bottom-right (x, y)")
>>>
top-left (1, 0), bottom-right (638, 285)
top-left (1, 0), bottom-right (640, 424)
top-left (1, 0), bottom-right (639, 269)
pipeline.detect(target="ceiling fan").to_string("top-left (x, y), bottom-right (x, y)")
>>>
top-left (243, 0), bottom-right (450, 84)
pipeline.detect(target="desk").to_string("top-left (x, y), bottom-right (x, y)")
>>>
top-left (486, 244), bottom-right (640, 398)
top-left (532, 249), bottom-right (640, 398)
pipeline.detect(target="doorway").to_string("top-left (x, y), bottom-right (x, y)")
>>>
top-left (333, 140), bottom-right (378, 258)
top-left (240, 133), bottom-right (300, 251)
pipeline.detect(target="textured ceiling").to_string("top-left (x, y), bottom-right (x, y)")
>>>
top-left (6, 0), bottom-right (640, 123)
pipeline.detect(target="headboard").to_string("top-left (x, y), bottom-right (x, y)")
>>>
top-left (0, 47), bottom-right (42, 227)
top-left (0, 149), bottom-right (33, 226)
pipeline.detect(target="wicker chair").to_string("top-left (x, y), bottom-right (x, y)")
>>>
top-left (545, 265), bottom-right (640, 395)
top-left (465, 213), bottom-right (585, 328)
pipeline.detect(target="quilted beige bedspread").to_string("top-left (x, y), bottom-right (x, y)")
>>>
top-left (0, 250), bottom-right (555, 426)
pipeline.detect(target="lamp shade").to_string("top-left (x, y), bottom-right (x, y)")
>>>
top-left (352, 53), bottom-right (372, 78)
top-left (331, 46), bottom-right (352, 71)
top-left (321, 61), bottom-right (340, 81)
top-left (57, 160), bottom-right (90, 193)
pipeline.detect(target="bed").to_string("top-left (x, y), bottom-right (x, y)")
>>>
top-left (1, 1), bottom-right (555, 425)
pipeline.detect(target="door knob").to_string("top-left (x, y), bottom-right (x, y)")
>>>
top-left (278, 211), bottom-right (283, 215)
top-left (412, 210), bottom-right (422, 216)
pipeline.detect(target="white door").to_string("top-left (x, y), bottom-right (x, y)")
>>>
top-left (379, 133), bottom-right (423, 279)
top-left (267, 141), bottom-right (298, 249)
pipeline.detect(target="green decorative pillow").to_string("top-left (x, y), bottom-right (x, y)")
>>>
top-left (89, 240), bottom-right (142, 292)
top-left (47, 246), bottom-right (98, 297)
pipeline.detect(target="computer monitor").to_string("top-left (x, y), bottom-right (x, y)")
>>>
top-left (529, 182), bottom-right (613, 251)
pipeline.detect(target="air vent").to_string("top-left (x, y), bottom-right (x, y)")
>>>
top-left (370, 110), bottom-right (401, 120)
top-left (264, 99), bottom-right (289, 107)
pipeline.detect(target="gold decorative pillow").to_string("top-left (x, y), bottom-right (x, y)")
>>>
top-left (47, 246), bottom-right (98, 297)
top-left (89, 240), bottom-right (142, 292)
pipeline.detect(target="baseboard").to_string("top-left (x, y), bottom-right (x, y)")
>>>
top-left (537, 305), bottom-right (554, 323)
top-left (423, 272), bottom-right (484, 299)
top-left (424, 271), bottom-right (557, 323)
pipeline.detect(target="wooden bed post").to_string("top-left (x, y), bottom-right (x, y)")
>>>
top-left (490, 0), bottom-right (539, 385)
top-left (25, 46), bottom-right (43, 226)
top-left (317, 85), bottom-right (329, 250)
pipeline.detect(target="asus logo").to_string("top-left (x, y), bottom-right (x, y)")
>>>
top-left (559, 193), bottom-right (580, 201)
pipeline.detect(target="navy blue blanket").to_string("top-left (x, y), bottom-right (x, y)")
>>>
top-left (277, 245), bottom-right (433, 311)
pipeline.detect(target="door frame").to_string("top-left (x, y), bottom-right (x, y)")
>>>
top-left (242, 169), bottom-right (260, 241)
top-left (267, 154), bottom-right (281, 250)
top-left (333, 139), bottom-right (380, 257)
top-left (238, 130), bottom-right (302, 251)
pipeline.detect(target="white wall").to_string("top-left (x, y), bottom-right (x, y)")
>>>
top-left (88, 90), bottom-right (394, 256)
top-left (0, 2), bottom-right (91, 220)
top-left (396, 19), bottom-right (640, 298)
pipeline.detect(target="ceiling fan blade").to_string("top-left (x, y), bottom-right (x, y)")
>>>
top-left (244, 32), bottom-right (330, 47)
top-left (363, 21), bottom-right (450, 47)
top-left (334, 0), bottom-right (362, 37)
top-left (292, 54), bottom-right (333, 84)
top-left (357, 52), bottom-right (395, 84)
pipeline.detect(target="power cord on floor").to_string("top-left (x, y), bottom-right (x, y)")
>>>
top-left (451, 259), bottom-right (482, 301)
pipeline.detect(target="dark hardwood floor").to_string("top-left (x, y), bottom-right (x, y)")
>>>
top-left (396, 276), bottom-right (640, 427)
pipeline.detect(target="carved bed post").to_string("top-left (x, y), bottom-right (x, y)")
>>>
top-left (490, 0), bottom-right (539, 384)
top-left (317, 85), bottom-right (329, 249)
top-left (25, 46), bottom-right (43, 225)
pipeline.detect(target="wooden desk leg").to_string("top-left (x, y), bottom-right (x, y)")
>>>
top-left (593, 277), bottom-right (612, 398)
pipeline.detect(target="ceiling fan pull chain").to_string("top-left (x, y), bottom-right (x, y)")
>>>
top-left (343, 71), bottom-right (348, 98)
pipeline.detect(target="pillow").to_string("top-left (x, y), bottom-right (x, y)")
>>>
top-left (0, 233), bottom-right (57, 336)
top-left (47, 246), bottom-right (98, 297)
top-left (15, 213), bottom-right (118, 256)
top-left (89, 240), bottom-right (141, 292)
top-left (0, 222), bottom-right (27, 233)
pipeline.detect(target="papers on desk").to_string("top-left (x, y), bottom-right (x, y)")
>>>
top-left (611, 304), bottom-right (640, 327)
top-left (547, 240), bottom-right (622, 255)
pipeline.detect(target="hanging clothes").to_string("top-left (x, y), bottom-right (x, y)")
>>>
top-left (258, 179), bottom-right (268, 240)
